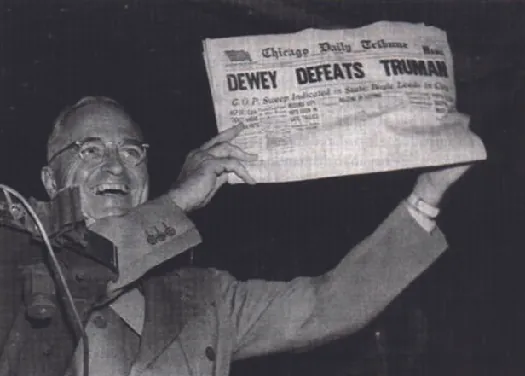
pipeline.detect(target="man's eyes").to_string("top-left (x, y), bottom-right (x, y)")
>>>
top-left (77, 143), bottom-right (142, 162)
top-left (79, 144), bottom-right (105, 158)
top-left (120, 146), bottom-right (142, 159)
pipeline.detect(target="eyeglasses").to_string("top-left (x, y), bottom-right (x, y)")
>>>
top-left (48, 137), bottom-right (149, 166)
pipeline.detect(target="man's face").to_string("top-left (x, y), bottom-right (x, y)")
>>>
top-left (45, 103), bottom-right (149, 220)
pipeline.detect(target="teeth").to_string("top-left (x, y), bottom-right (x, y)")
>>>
top-left (94, 183), bottom-right (129, 195)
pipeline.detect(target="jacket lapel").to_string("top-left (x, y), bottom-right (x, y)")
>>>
top-left (133, 270), bottom-right (206, 374)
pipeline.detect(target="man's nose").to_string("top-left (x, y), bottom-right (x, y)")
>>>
top-left (101, 149), bottom-right (125, 175)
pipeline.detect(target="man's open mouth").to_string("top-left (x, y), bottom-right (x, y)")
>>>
top-left (92, 183), bottom-right (130, 196)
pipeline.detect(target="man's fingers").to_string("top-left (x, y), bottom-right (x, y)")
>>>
top-left (207, 142), bottom-right (257, 161)
top-left (185, 145), bottom-right (256, 175)
top-left (203, 158), bottom-right (256, 184)
top-left (214, 174), bottom-right (229, 191)
top-left (201, 124), bottom-right (244, 150)
top-left (181, 149), bottom-right (213, 174)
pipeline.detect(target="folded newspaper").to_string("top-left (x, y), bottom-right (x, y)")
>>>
top-left (202, 21), bottom-right (486, 183)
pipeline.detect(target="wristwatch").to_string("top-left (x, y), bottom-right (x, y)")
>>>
top-left (407, 193), bottom-right (440, 219)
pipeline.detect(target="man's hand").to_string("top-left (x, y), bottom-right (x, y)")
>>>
top-left (169, 124), bottom-right (257, 212)
top-left (412, 163), bottom-right (473, 208)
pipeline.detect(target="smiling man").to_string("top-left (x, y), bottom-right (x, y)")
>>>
top-left (1, 96), bottom-right (473, 376)
top-left (42, 97), bottom-right (150, 220)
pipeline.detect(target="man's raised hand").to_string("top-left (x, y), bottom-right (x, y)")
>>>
top-left (169, 124), bottom-right (257, 212)
top-left (412, 163), bottom-right (473, 208)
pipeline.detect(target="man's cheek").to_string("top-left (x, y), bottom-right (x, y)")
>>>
top-left (62, 161), bottom-right (88, 189)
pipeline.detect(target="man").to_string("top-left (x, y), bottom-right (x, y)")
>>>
top-left (2, 96), bottom-right (470, 376)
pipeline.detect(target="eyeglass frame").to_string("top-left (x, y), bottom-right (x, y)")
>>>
top-left (47, 136), bottom-right (150, 166)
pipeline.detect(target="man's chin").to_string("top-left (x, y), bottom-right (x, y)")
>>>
top-left (102, 207), bottom-right (130, 218)
top-left (87, 205), bottom-right (133, 220)
top-left (81, 193), bottom-right (139, 219)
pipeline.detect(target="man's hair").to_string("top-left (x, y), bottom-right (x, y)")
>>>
top-left (46, 96), bottom-right (134, 163)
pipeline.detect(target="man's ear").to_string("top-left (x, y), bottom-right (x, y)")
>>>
top-left (41, 166), bottom-right (58, 199)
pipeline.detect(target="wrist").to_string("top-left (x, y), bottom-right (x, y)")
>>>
top-left (412, 174), bottom-right (446, 208)
top-left (405, 192), bottom-right (440, 233)
top-left (168, 188), bottom-right (189, 212)
top-left (405, 201), bottom-right (437, 232)
top-left (407, 193), bottom-right (440, 219)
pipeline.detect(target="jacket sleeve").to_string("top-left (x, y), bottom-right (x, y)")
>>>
top-left (219, 202), bottom-right (447, 360)
top-left (88, 194), bottom-right (202, 291)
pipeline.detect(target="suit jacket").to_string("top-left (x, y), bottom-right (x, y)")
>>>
top-left (1, 195), bottom-right (447, 376)
top-left (70, 198), bottom-right (447, 376)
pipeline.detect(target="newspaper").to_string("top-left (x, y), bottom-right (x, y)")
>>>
top-left (202, 21), bottom-right (486, 184)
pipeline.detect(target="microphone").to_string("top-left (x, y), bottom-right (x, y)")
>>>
top-left (22, 262), bottom-right (57, 320)
top-left (0, 185), bottom-right (90, 376)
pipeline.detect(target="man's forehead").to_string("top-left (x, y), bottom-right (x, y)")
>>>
top-left (62, 103), bottom-right (143, 140)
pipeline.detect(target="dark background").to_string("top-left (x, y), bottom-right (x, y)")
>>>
top-left (1, 0), bottom-right (525, 375)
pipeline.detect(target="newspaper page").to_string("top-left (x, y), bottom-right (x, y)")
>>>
top-left (202, 21), bottom-right (486, 184)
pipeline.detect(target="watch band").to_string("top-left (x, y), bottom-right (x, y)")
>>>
top-left (407, 193), bottom-right (440, 219)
